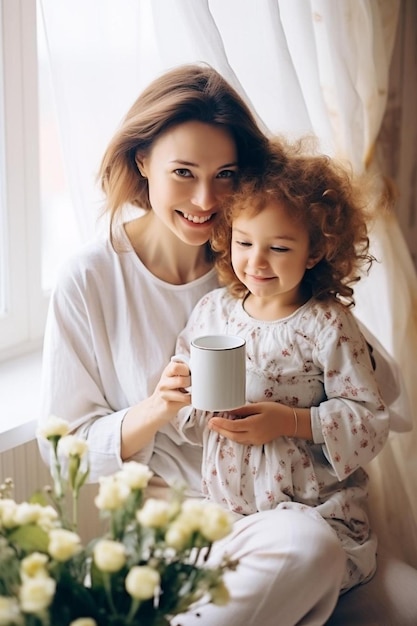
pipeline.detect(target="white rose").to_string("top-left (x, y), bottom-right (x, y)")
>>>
top-left (48, 529), bottom-right (82, 562)
top-left (136, 499), bottom-right (170, 528)
top-left (37, 415), bottom-right (70, 439)
top-left (180, 500), bottom-right (206, 531)
top-left (0, 499), bottom-right (18, 529)
top-left (13, 503), bottom-right (44, 526)
top-left (94, 476), bottom-right (131, 511)
top-left (117, 462), bottom-right (153, 490)
top-left (19, 576), bottom-right (56, 614)
top-left (93, 540), bottom-right (126, 573)
top-left (0, 596), bottom-right (21, 625)
top-left (69, 619), bottom-right (97, 626)
top-left (20, 553), bottom-right (49, 579)
top-left (58, 435), bottom-right (89, 458)
top-left (199, 503), bottom-right (232, 542)
top-left (125, 566), bottom-right (160, 600)
top-left (165, 520), bottom-right (193, 551)
top-left (36, 505), bottom-right (59, 532)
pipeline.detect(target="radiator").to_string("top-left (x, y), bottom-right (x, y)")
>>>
top-left (0, 439), bottom-right (105, 543)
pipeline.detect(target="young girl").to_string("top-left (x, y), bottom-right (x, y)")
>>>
top-left (171, 138), bottom-right (389, 596)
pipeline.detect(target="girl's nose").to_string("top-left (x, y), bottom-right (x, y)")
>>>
top-left (250, 248), bottom-right (268, 268)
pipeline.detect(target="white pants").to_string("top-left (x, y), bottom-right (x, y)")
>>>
top-left (171, 507), bottom-right (346, 626)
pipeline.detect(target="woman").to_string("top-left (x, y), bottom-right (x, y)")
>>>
top-left (38, 63), bottom-right (270, 488)
top-left (37, 64), bottom-right (392, 625)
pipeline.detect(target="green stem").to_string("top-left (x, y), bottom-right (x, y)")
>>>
top-left (110, 512), bottom-right (118, 541)
top-left (103, 573), bottom-right (118, 616)
top-left (126, 598), bottom-right (141, 624)
top-left (72, 489), bottom-right (78, 531)
top-left (48, 444), bottom-right (67, 524)
top-left (52, 443), bottom-right (65, 500)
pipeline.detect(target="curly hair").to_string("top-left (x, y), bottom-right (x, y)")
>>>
top-left (98, 63), bottom-right (269, 233)
top-left (212, 137), bottom-right (375, 308)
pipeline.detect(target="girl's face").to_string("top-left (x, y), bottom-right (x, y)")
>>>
top-left (231, 200), bottom-right (317, 310)
top-left (137, 120), bottom-right (238, 247)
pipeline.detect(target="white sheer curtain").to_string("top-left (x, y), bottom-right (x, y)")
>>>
top-left (40, 0), bottom-right (417, 565)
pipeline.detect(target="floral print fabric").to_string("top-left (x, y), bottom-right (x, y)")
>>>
top-left (173, 288), bottom-right (390, 588)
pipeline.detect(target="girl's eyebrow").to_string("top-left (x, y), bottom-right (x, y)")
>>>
top-left (232, 227), bottom-right (296, 241)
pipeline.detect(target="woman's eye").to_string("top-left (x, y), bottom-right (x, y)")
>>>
top-left (174, 168), bottom-right (192, 177)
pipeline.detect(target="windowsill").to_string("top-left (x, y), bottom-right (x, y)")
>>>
top-left (0, 350), bottom-right (42, 452)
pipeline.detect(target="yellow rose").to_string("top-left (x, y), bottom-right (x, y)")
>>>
top-left (94, 476), bottom-right (131, 511)
top-left (136, 499), bottom-right (170, 528)
top-left (20, 553), bottom-right (49, 579)
top-left (125, 566), bottom-right (160, 600)
top-left (36, 505), bottom-right (59, 532)
top-left (117, 462), bottom-right (153, 490)
top-left (165, 520), bottom-right (193, 551)
top-left (48, 529), bottom-right (82, 562)
top-left (0, 596), bottom-right (21, 625)
top-left (199, 502), bottom-right (233, 542)
top-left (13, 503), bottom-right (44, 526)
top-left (0, 499), bottom-right (18, 529)
top-left (37, 415), bottom-right (70, 439)
top-left (58, 435), bottom-right (89, 458)
top-left (180, 500), bottom-right (206, 532)
top-left (93, 540), bottom-right (126, 573)
top-left (19, 577), bottom-right (56, 614)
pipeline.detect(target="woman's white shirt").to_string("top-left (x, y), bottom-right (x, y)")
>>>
top-left (38, 222), bottom-right (218, 486)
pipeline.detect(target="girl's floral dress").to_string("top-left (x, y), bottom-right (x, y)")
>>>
top-left (173, 287), bottom-right (389, 590)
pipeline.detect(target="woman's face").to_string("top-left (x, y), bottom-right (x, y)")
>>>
top-left (137, 120), bottom-right (238, 246)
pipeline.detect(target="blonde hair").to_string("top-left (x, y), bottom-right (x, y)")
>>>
top-left (212, 137), bottom-right (375, 307)
top-left (98, 63), bottom-right (269, 236)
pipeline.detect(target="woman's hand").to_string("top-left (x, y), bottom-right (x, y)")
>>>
top-left (121, 360), bottom-right (191, 460)
top-left (208, 402), bottom-right (312, 444)
top-left (149, 360), bottom-right (192, 421)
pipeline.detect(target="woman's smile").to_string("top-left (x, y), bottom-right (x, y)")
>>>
top-left (177, 210), bottom-right (215, 225)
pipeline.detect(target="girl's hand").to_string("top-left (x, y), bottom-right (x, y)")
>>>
top-left (208, 402), bottom-right (284, 445)
top-left (208, 402), bottom-right (312, 444)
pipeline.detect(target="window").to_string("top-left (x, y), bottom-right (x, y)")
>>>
top-left (0, 0), bottom-right (78, 361)
top-left (0, 0), bottom-right (146, 361)
top-left (0, 0), bottom-right (48, 360)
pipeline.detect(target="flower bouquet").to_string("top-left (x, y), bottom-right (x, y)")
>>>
top-left (0, 417), bottom-right (237, 626)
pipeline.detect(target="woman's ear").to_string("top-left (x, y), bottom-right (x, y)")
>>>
top-left (135, 153), bottom-right (147, 178)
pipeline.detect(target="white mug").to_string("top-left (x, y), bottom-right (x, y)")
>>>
top-left (173, 334), bottom-right (246, 411)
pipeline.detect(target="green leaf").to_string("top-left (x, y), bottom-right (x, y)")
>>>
top-left (8, 523), bottom-right (49, 553)
top-left (29, 490), bottom-right (50, 506)
top-left (75, 467), bottom-right (90, 491)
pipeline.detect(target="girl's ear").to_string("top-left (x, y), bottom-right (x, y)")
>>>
top-left (306, 252), bottom-right (323, 270)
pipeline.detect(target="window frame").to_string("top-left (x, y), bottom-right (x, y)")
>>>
top-left (0, 0), bottom-right (48, 361)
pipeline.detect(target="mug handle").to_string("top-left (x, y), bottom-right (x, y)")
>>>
top-left (171, 354), bottom-right (191, 394)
